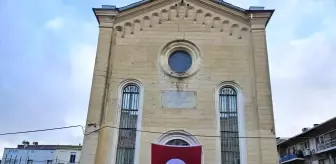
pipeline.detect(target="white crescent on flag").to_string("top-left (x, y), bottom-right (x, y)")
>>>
top-left (166, 159), bottom-right (186, 164)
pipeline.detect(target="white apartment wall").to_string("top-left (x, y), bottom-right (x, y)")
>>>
top-left (309, 137), bottom-right (316, 151)
top-left (1, 148), bottom-right (55, 163)
top-left (55, 149), bottom-right (81, 164)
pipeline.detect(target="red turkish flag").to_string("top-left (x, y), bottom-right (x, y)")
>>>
top-left (151, 143), bottom-right (202, 164)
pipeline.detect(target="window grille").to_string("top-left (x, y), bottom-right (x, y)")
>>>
top-left (219, 86), bottom-right (240, 164)
top-left (166, 139), bottom-right (190, 146)
top-left (116, 84), bottom-right (140, 164)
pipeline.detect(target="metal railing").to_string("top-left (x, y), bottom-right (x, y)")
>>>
top-left (279, 154), bottom-right (304, 163)
top-left (316, 138), bottom-right (336, 152)
top-left (316, 129), bottom-right (336, 152)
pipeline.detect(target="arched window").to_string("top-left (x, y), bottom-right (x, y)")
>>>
top-left (219, 86), bottom-right (240, 164)
top-left (166, 139), bottom-right (190, 146)
top-left (116, 84), bottom-right (140, 164)
top-left (156, 130), bottom-right (200, 147)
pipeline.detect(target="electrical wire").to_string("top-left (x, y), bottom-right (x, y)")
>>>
top-left (85, 125), bottom-right (271, 138)
top-left (0, 124), bottom-right (312, 140)
top-left (0, 125), bottom-right (85, 136)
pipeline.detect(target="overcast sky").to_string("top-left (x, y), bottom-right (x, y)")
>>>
top-left (1, 0), bottom-right (336, 157)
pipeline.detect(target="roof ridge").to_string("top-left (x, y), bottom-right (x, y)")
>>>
top-left (100, 0), bottom-right (247, 12)
top-left (119, 0), bottom-right (150, 11)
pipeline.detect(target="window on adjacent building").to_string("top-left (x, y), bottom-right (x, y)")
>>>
top-left (116, 84), bottom-right (140, 164)
top-left (27, 160), bottom-right (33, 164)
top-left (219, 86), bottom-right (240, 164)
top-left (316, 136), bottom-right (322, 144)
top-left (304, 140), bottom-right (310, 149)
top-left (47, 160), bottom-right (53, 164)
top-left (316, 135), bottom-right (325, 151)
top-left (299, 140), bottom-right (310, 150)
top-left (69, 152), bottom-right (76, 163)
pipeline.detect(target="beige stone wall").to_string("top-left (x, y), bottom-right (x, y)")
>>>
top-left (80, 0), bottom-right (278, 164)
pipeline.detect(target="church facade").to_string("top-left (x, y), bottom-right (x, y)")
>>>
top-left (80, 0), bottom-right (277, 164)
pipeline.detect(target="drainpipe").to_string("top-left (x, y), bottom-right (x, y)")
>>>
top-left (99, 19), bottom-right (116, 126)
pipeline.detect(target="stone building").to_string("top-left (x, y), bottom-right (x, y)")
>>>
top-left (80, 0), bottom-right (277, 164)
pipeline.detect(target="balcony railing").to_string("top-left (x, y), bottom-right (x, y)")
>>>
top-left (316, 138), bottom-right (336, 152)
top-left (279, 154), bottom-right (304, 163)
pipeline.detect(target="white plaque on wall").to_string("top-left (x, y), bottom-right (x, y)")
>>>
top-left (161, 91), bottom-right (197, 109)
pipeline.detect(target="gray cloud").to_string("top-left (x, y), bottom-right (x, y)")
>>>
top-left (0, 0), bottom-right (101, 156)
top-left (264, 0), bottom-right (336, 137)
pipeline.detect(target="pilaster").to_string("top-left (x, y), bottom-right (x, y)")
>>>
top-left (80, 12), bottom-right (116, 164)
top-left (249, 10), bottom-right (278, 164)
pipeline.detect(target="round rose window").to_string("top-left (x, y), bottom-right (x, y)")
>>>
top-left (159, 40), bottom-right (202, 78)
top-left (168, 50), bottom-right (192, 73)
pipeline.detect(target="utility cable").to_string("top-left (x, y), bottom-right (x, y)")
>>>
top-left (0, 125), bottom-right (85, 136)
top-left (0, 124), bottom-right (311, 140)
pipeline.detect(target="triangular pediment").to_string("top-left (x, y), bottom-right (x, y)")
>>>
top-left (114, 0), bottom-right (249, 25)
top-left (106, 0), bottom-right (251, 40)
top-left (91, 0), bottom-right (256, 40)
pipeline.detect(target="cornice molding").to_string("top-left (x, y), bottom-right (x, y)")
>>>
top-left (194, 0), bottom-right (249, 23)
top-left (93, 0), bottom-right (250, 25)
top-left (248, 9), bottom-right (274, 28)
top-left (108, 0), bottom-right (251, 40)
top-left (116, 0), bottom-right (179, 24)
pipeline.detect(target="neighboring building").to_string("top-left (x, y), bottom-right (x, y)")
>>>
top-left (1, 142), bottom-right (81, 164)
top-left (278, 117), bottom-right (336, 164)
top-left (80, 0), bottom-right (277, 164)
top-left (277, 137), bottom-right (289, 144)
top-left (54, 145), bottom-right (81, 164)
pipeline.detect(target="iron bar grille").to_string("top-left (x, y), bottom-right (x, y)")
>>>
top-left (166, 139), bottom-right (190, 146)
top-left (219, 87), bottom-right (240, 164)
top-left (116, 84), bottom-right (140, 164)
